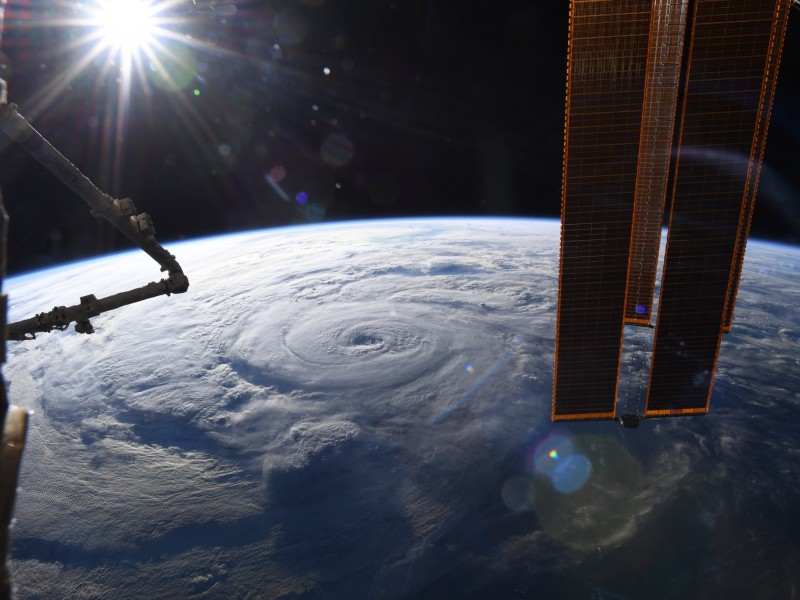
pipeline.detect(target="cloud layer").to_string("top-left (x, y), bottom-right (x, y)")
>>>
top-left (4, 219), bottom-right (799, 598)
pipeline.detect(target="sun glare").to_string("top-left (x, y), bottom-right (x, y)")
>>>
top-left (92, 0), bottom-right (158, 55)
top-left (22, 0), bottom-right (220, 196)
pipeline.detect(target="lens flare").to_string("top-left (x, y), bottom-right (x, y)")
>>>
top-left (427, 335), bottom-right (521, 425)
top-left (552, 454), bottom-right (592, 493)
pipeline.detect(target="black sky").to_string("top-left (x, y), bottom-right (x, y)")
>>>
top-left (0, 1), bottom-right (798, 275)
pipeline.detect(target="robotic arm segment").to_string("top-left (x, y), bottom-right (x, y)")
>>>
top-left (0, 103), bottom-right (190, 340)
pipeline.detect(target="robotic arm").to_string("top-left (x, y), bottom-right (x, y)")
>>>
top-left (0, 91), bottom-right (190, 599)
top-left (0, 103), bottom-right (189, 339)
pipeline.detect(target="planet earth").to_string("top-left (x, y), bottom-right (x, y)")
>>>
top-left (2, 218), bottom-right (798, 599)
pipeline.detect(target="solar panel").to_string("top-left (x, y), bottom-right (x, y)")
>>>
top-left (722, 0), bottom-right (790, 333)
top-left (645, 0), bottom-right (790, 416)
top-left (553, 0), bottom-right (652, 420)
top-left (624, 0), bottom-right (688, 326)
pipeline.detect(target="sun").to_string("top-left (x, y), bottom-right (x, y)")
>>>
top-left (17, 0), bottom-right (228, 198)
top-left (89, 0), bottom-right (160, 57)
top-left (20, 0), bottom-right (188, 120)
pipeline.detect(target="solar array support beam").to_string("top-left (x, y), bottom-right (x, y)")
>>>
top-left (623, 0), bottom-right (689, 326)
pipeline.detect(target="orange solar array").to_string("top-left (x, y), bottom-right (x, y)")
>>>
top-left (624, 0), bottom-right (688, 325)
top-left (722, 0), bottom-right (790, 333)
top-left (645, 0), bottom-right (791, 416)
top-left (553, 0), bottom-right (652, 420)
top-left (553, 0), bottom-right (790, 423)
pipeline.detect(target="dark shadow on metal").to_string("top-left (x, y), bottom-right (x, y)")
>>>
top-left (618, 414), bottom-right (641, 429)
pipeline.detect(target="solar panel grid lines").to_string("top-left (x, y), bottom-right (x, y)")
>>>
top-left (553, 0), bottom-right (790, 422)
top-left (554, 0), bottom-right (652, 421)
top-left (644, 0), bottom-right (790, 416)
top-left (553, 0), bottom-right (574, 422)
top-left (722, 0), bottom-right (791, 332)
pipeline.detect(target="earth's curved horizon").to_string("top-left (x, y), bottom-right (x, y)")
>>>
top-left (3, 217), bottom-right (799, 599)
